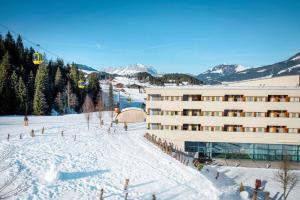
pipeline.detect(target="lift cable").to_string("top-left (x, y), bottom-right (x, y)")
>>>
top-left (0, 23), bottom-right (71, 63)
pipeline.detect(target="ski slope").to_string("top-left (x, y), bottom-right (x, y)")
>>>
top-left (0, 113), bottom-right (232, 200)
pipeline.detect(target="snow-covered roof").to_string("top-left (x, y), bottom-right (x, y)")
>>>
top-left (121, 107), bottom-right (145, 113)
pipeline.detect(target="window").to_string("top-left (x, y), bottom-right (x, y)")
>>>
top-left (182, 124), bottom-right (189, 130)
top-left (256, 112), bottom-right (265, 117)
top-left (203, 111), bottom-right (213, 116)
top-left (183, 109), bottom-right (189, 116)
top-left (257, 97), bottom-right (266, 102)
top-left (245, 127), bottom-right (254, 132)
top-left (183, 95), bottom-right (189, 101)
top-left (215, 96), bottom-right (222, 101)
top-left (225, 95), bottom-right (244, 102)
top-left (214, 111), bottom-right (222, 116)
top-left (149, 109), bottom-right (161, 115)
top-left (203, 126), bottom-right (211, 131)
top-left (149, 94), bottom-right (161, 101)
top-left (245, 112), bottom-right (254, 117)
top-left (290, 97), bottom-right (300, 102)
top-left (203, 96), bottom-right (212, 101)
top-left (246, 96), bottom-right (254, 102)
top-left (214, 126), bottom-right (222, 131)
top-left (256, 127), bottom-right (265, 132)
top-left (150, 123), bottom-right (161, 130)
top-left (289, 128), bottom-right (299, 133)
top-left (192, 95), bottom-right (202, 101)
top-left (290, 113), bottom-right (299, 118)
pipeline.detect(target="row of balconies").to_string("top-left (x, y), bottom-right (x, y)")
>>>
top-left (148, 123), bottom-right (300, 134)
top-left (148, 109), bottom-right (299, 118)
top-left (148, 94), bottom-right (300, 103)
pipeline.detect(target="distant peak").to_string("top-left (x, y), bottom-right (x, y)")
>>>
top-left (205, 64), bottom-right (246, 75)
top-left (288, 52), bottom-right (300, 61)
top-left (101, 64), bottom-right (157, 76)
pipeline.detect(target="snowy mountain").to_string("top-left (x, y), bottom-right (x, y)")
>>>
top-left (197, 52), bottom-right (300, 84)
top-left (75, 64), bottom-right (98, 74)
top-left (197, 64), bottom-right (246, 84)
top-left (102, 63), bottom-right (158, 76)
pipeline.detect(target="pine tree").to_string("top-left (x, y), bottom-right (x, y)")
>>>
top-left (33, 89), bottom-right (47, 115)
top-left (4, 32), bottom-right (15, 52)
top-left (27, 70), bottom-right (35, 113)
top-left (0, 34), bottom-right (4, 59)
top-left (16, 35), bottom-right (24, 67)
top-left (54, 67), bottom-right (63, 91)
top-left (0, 53), bottom-right (13, 114)
top-left (17, 77), bottom-right (27, 113)
top-left (11, 71), bottom-right (19, 111)
top-left (11, 70), bottom-right (19, 94)
top-left (87, 73), bottom-right (101, 104)
top-left (16, 35), bottom-right (24, 54)
top-left (33, 64), bottom-right (49, 115)
top-left (69, 93), bottom-right (78, 111)
top-left (69, 65), bottom-right (79, 89)
top-left (55, 92), bottom-right (65, 114)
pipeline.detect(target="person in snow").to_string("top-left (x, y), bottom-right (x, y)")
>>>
top-left (215, 171), bottom-right (220, 179)
top-left (24, 115), bottom-right (29, 126)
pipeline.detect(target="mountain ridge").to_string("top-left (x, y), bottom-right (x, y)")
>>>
top-left (197, 52), bottom-right (300, 84)
top-left (101, 63), bottom-right (158, 76)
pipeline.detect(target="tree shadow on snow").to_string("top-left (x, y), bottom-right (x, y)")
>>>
top-left (58, 169), bottom-right (109, 181)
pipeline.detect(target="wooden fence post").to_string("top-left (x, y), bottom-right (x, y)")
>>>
top-left (99, 188), bottom-right (104, 200)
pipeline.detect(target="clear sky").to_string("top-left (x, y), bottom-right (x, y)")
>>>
top-left (1, 0), bottom-right (300, 74)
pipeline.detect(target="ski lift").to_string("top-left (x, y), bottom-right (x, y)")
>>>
top-left (33, 52), bottom-right (43, 65)
top-left (78, 80), bottom-right (86, 89)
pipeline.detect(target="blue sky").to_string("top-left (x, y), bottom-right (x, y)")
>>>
top-left (1, 0), bottom-right (300, 74)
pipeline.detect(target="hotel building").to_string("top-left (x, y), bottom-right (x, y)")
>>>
top-left (146, 76), bottom-right (300, 162)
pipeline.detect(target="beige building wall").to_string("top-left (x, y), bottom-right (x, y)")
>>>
top-left (146, 85), bottom-right (300, 150)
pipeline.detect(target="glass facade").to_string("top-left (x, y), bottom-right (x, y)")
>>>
top-left (185, 141), bottom-right (300, 162)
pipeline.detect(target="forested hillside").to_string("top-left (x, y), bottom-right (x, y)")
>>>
top-left (0, 32), bottom-right (101, 115)
top-left (134, 72), bottom-right (202, 85)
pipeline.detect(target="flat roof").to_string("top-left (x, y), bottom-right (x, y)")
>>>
top-left (146, 85), bottom-right (300, 91)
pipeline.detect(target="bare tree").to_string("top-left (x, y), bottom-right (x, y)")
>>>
top-left (275, 156), bottom-right (299, 200)
top-left (0, 148), bottom-right (28, 199)
top-left (82, 95), bottom-right (94, 130)
top-left (96, 95), bottom-right (104, 127)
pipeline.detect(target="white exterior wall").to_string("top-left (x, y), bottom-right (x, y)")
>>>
top-left (146, 86), bottom-right (300, 150)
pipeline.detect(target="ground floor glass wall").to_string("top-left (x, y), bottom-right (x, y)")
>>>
top-left (184, 141), bottom-right (300, 162)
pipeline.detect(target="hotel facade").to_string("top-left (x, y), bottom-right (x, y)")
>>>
top-left (146, 77), bottom-right (300, 162)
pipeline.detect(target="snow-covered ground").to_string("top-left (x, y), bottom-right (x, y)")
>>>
top-left (1, 113), bottom-right (300, 199)
top-left (0, 113), bottom-right (225, 200)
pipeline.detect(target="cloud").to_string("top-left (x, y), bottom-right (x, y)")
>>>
top-left (95, 43), bottom-right (102, 49)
